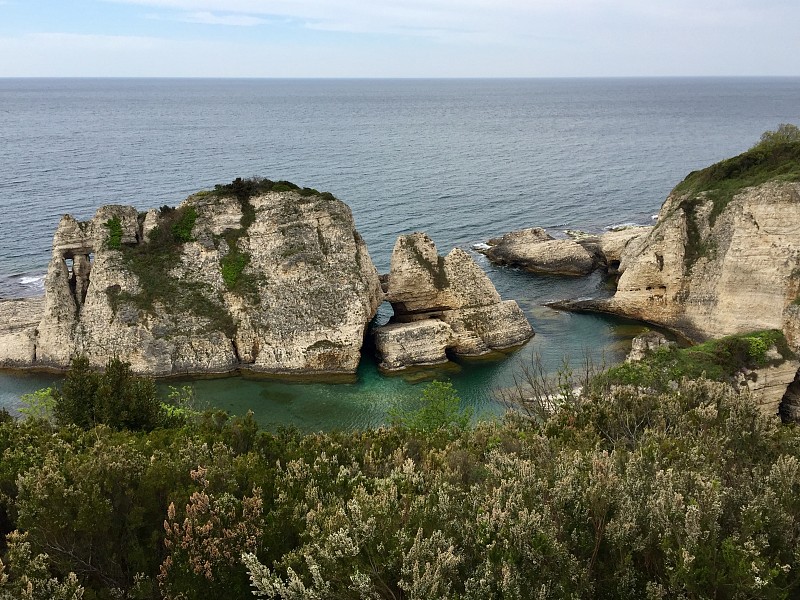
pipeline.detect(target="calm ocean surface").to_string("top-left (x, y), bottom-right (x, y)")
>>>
top-left (1, 78), bottom-right (799, 429)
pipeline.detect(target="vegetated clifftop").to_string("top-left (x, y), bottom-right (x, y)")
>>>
top-left (3, 178), bottom-right (384, 377)
top-left (560, 141), bottom-right (800, 346)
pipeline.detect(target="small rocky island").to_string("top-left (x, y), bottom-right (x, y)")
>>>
top-left (0, 178), bottom-right (533, 378)
top-left (375, 233), bottom-right (533, 371)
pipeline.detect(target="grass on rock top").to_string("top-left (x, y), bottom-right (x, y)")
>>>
top-left (673, 140), bottom-right (800, 223)
top-left (107, 178), bottom-right (340, 334)
top-left (669, 139), bottom-right (800, 271)
top-left (595, 329), bottom-right (793, 392)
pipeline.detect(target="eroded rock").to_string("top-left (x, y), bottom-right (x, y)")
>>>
top-left (375, 233), bottom-right (533, 371)
top-left (17, 182), bottom-right (384, 378)
top-left (626, 330), bottom-right (674, 362)
top-left (482, 228), bottom-right (597, 276)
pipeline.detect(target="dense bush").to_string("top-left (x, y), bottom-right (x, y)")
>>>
top-left (1, 367), bottom-right (799, 598)
top-left (596, 329), bottom-right (793, 392)
top-left (52, 356), bottom-right (163, 431)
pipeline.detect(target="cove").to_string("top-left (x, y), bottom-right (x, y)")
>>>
top-left (0, 268), bottom-right (654, 431)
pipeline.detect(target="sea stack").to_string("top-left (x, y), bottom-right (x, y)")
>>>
top-left (2, 179), bottom-right (384, 378)
top-left (374, 233), bottom-right (534, 371)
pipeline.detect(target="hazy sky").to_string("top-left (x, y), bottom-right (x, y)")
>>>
top-left (1, 0), bottom-right (799, 77)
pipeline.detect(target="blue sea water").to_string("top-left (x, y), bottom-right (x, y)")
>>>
top-left (1, 77), bottom-right (799, 429)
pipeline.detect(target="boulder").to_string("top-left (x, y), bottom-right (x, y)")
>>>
top-left (374, 320), bottom-right (454, 371)
top-left (626, 330), bottom-right (674, 362)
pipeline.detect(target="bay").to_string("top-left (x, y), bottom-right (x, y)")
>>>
top-left (1, 77), bottom-right (799, 429)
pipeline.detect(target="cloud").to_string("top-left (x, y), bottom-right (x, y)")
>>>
top-left (173, 11), bottom-right (270, 26)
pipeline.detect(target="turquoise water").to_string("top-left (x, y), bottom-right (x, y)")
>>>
top-left (1, 78), bottom-right (798, 429)
top-left (0, 267), bottom-right (653, 431)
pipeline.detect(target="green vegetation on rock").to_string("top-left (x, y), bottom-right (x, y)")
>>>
top-left (597, 329), bottom-right (792, 391)
top-left (670, 125), bottom-right (800, 271)
top-left (113, 204), bottom-right (235, 336)
top-left (104, 216), bottom-right (123, 250)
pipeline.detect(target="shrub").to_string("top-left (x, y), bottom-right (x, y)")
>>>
top-left (171, 206), bottom-right (197, 243)
top-left (753, 123), bottom-right (800, 149)
top-left (390, 381), bottom-right (472, 432)
top-left (52, 356), bottom-right (163, 431)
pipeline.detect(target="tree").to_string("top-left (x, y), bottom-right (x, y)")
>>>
top-left (390, 381), bottom-right (471, 432)
top-left (753, 123), bottom-right (800, 148)
top-left (52, 356), bottom-right (162, 431)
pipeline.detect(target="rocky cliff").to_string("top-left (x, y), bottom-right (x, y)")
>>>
top-left (585, 154), bottom-right (800, 343)
top-left (374, 233), bottom-right (534, 371)
top-left (2, 179), bottom-right (384, 378)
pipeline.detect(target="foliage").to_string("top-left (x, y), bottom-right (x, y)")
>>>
top-left (220, 247), bottom-right (250, 291)
top-left (2, 360), bottom-right (800, 598)
top-left (0, 531), bottom-right (83, 600)
top-left (391, 381), bottom-right (472, 432)
top-left (18, 388), bottom-right (55, 423)
top-left (52, 356), bottom-right (163, 431)
top-left (104, 217), bottom-right (123, 250)
top-left (596, 329), bottom-right (792, 392)
top-left (754, 123), bottom-right (800, 149)
top-left (170, 206), bottom-right (197, 243)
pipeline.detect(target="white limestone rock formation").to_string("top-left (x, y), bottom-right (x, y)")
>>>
top-left (482, 227), bottom-right (597, 276)
top-left (0, 298), bottom-right (44, 368)
top-left (17, 179), bottom-right (384, 378)
top-left (375, 233), bottom-right (533, 371)
top-left (589, 181), bottom-right (800, 342)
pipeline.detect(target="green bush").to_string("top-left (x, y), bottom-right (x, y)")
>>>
top-left (220, 248), bottom-right (250, 290)
top-left (52, 356), bottom-right (163, 431)
top-left (596, 329), bottom-right (792, 392)
top-left (171, 206), bottom-right (197, 243)
top-left (105, 216), bottom-right (123, 250)
top-left (390, 380), bottom-right (472, 432)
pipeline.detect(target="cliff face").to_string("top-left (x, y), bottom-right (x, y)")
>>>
top-left (602, 180), bottom-right (800, 342)
top-left (374, 233), bottom-right (534, 371)
top-left (24, 181), bottom-right (383, 377)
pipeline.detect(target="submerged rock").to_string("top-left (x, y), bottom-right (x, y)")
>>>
top-left (374, 233), bottom-right (533, 371)
top-left (5, 179), bottom-right (384, 378)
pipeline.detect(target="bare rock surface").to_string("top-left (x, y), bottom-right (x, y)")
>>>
top-left (374, 320), bottom-right (454, 371)
top-left (737, 355), bottom-right (800, 417)
top-left (626, 330), bottom-right (674, 362)
top-left (0, 298), bottom-right (44, 367)
top-left (587, 181), bottom-right (800, 342)
top-left (375, 233), bottom-right (533, 371)
top-left (12, 182), bottom-right (384, 378)
top-left (482, 228), bottom-right (597, 276)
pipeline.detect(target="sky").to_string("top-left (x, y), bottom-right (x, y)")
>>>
top-left (1, 0), bottom-right (799, 77)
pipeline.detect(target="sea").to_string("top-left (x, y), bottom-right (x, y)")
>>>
top-left (1, 77), bottom-right (799, 430)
